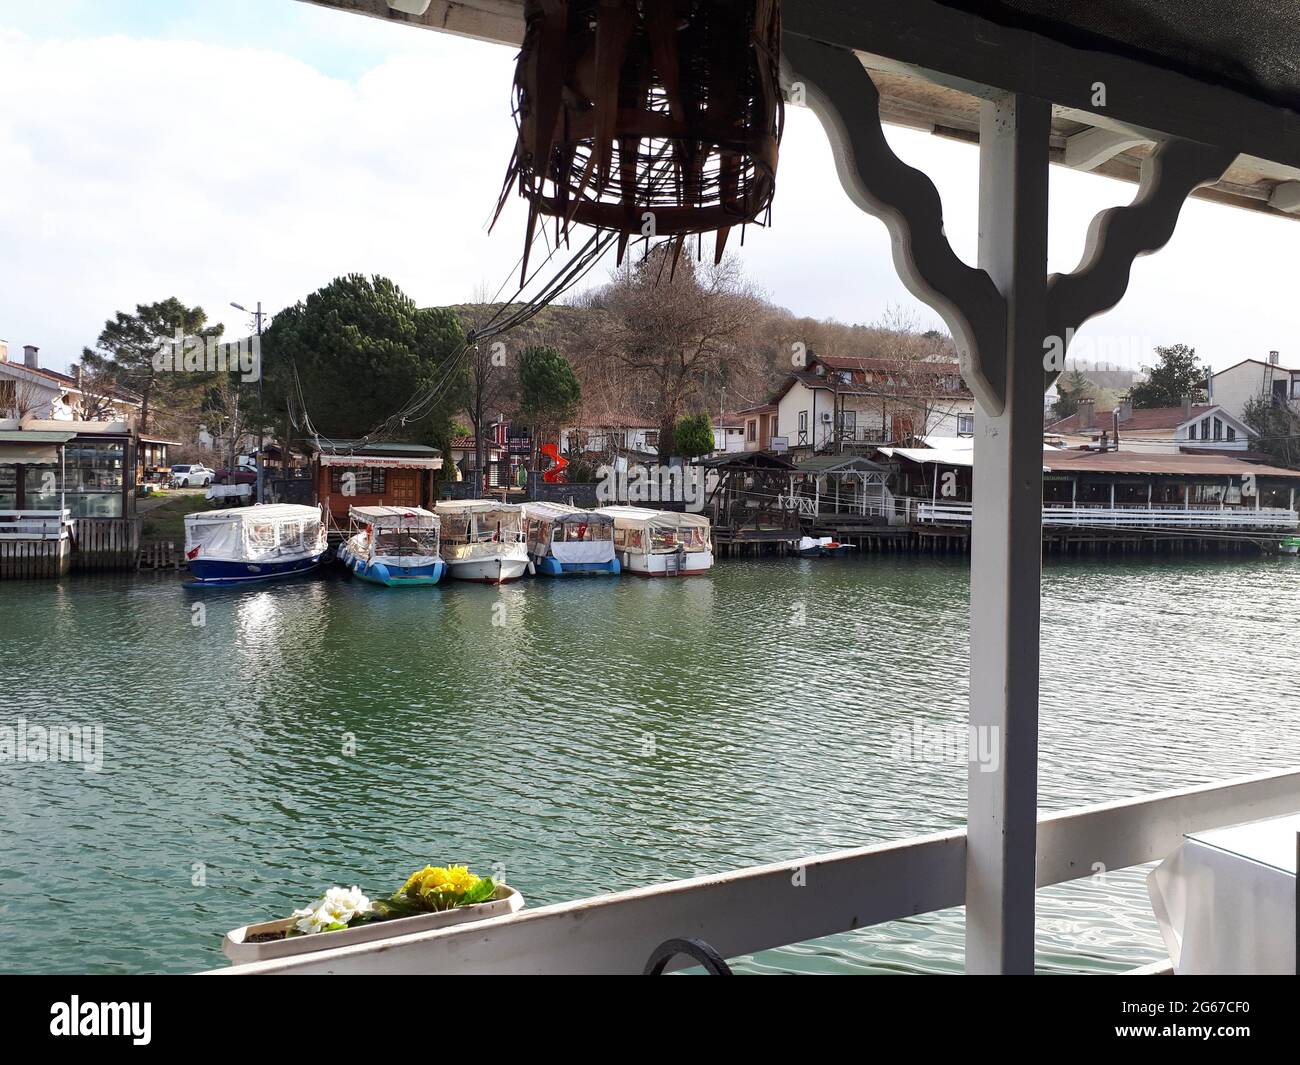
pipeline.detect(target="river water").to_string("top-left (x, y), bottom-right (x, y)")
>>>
top-left (1, 555), bottom-right (1296, 974)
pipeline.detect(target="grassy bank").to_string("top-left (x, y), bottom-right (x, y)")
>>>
top-left (141, 493), bottom-right (212, 543)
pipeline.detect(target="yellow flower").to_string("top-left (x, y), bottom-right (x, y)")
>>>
top-left (397, 864), bottom-right (485, 910)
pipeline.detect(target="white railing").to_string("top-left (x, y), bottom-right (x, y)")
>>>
top-left (917, 502), bottom-right (1299, 530)
top-left (210, 766), bottom-right (1300, 975)
top-left (0, 509), bottom-right (72, 541)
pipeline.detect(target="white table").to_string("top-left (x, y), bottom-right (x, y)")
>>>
top-left (1148, 812), bottom-right (1298, 974)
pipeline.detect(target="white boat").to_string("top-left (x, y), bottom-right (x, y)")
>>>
top-left (184, 504), bottom-right (327, 585)
top-left (594, 505), bottom-right (713, 577)
top-left (521, 501), bottom-right (620, 576)
top-left (434, 499), bottom-right (530, 584)
top-left (338, 506), bottom-right (445, 586)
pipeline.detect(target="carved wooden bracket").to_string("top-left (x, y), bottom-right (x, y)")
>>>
top-left (783, 34), bottom-right (1237, 416)
top-left (782, 34), bottom-right (1009, 414)
top-left (1044, 139), bottom-right (1237, 383)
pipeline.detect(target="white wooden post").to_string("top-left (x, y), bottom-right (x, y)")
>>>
top-left (967, 91), bottom-right (1050, 975)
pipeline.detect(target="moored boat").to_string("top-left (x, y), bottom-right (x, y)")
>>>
top-left (338, 506), bottom-right (445, 586)
top-left (522, 502), bottom-right (620, 576)
top-left (595, 505), bottom-right (713, 577)
top-left (184, 503), bottom-right (327, 585)
top-left (434, 499), bottom-right (530, 584)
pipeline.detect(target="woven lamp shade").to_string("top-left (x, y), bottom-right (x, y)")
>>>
top-left (496, 0), bottom-right (784, 278)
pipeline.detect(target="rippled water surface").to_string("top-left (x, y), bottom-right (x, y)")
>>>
top-left (2, 555), bottom-right (1297, 974)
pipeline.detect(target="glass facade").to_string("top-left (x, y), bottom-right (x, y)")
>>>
top-left (0, 438), bottom-right (128, 517)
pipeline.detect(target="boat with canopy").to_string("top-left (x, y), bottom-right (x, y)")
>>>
top-left (434, 499), bottom-right (530, 584)
top-left (338, 505), bottom-right (444, 586)
top-left (521, 502), bottom-right (619, 576)
top-left (184, 503), bottom-right (327, 585)
top-left (594, 505), bottom-right (713, 577)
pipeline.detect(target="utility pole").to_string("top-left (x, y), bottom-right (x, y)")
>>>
top-left (232, 301), bottom-right (265, 503)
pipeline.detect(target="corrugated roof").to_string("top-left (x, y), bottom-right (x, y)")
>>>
top-left (794, 454), bottom-right (888, 474)
top-left (1042, 450), bottom-right (1300, 479)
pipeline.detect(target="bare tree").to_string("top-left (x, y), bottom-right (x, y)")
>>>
top-left (459, 284), bottom-right (518, 489)
top-left (591, 249), bottom-right (761, 458)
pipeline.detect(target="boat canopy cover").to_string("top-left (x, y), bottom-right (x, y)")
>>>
top-left (349, 505), bottom-right (439, 528)
top-left (521, 501), bottom-right (613, 525)
top-left (184, 504), bottom-right (324, 562)
top-left (595, 505), bottom-right (711, 533)
top-left (436, 498), bottom-right (524, 515)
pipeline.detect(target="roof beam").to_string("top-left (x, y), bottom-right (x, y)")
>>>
top-left (1269, 181), bottom-right (1300, 214)
top-left (296, 0), bottom-right (523, 46)
top-left (786, 0), bottom-right (1300, 172)
top-left (1062, 126), bottom-right (1148, 171)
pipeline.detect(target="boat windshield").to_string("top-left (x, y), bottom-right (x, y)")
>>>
top-left (374, 527), bottom-right (439, 557)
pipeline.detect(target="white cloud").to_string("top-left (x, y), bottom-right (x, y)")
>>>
top-left (0, 17), bottom-right (1296, 377)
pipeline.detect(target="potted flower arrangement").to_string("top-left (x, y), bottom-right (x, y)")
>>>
top-left (223, 864), bottom-right (524, 963)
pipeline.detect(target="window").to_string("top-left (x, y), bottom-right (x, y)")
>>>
top-left (957, 414), bottom-right (974, 435)
top-left (1292, 378), bottom-right (1300, 399)
top-left (836, 410), bottom-right (857, 437)
top-left (1227, 426), bottom-right (1236, 442)
top-left (747, 419), bottom-right (756, 442)
top-left (1213, 417), bottom-right (1223, 441)
top-left (644, 430), bottom-right (659, 449)
top-left (1188, 422), bottom-right (1197, 440)
top-left (330, 467), bottom-right (387, 494)
top-left (1200, 417), bottom-right (1211, 439)
top-left (0, 379), bottom-right (14, 414)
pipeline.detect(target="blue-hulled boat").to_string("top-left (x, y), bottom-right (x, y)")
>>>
top-left (184, 504), bottom-right (327, 585)
top-left (338, 505), bottom-right (445, 586)
top-left (522, 501), bottom-right (620, 576)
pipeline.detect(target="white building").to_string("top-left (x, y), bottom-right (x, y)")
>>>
top-left (0, 342), bottom-right (141, 424)
top-left (764, 352), bottom-right (975, 455)
top-left (1207, 352), bottom-right (1300, 423)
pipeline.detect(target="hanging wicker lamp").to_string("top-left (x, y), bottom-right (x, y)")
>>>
top-left (495, 0), bottom-right (784, 281)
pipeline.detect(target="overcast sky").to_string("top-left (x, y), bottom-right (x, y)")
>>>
top-left (1, 0), bottom-right (1295, 377)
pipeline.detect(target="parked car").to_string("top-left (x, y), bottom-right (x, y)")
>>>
top-left (169, 464), bottom-right (215, 488)
top-left (215, 465), bottom-right (258, 486)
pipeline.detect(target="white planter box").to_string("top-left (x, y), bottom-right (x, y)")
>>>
top-left (222, 885), bottom-right (524, 964)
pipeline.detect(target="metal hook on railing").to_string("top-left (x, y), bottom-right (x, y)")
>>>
top-left (642, 937), bottom-right (733, 975)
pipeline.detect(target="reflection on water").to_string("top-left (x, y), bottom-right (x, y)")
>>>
top-left (1, 555), bottom-right (1297, 974)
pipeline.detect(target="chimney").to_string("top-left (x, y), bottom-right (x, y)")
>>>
top-left (0, 339), bottom-right (8, 362)
top-left (23, 344), bottom-right (38, 369)
top-left (1181, 395), bottom-right (1193, 418)
top-left (1269, 350), bottom-right (1280, 365)
top-left (1078, 397), bottom-right (1095, 430)
top-left (1117, 398), bottom-right (1132, 423)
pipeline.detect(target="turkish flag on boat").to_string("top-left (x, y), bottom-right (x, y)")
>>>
top-left (186, 545), bottom-right (202, 560)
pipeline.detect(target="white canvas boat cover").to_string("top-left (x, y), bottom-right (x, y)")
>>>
top-left (436, 498), bottom-right (524, 515)
top-left (349, 505), bottom-right (439, 529)
top-left (185, 504), bottom-right (324, 562)
top-left (595, 505), bottom-right (711, 533)
top-left (521, 501), bottom-right (613, 525)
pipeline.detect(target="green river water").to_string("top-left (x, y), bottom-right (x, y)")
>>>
top-left (1, 555), bottom-right (1297, 974)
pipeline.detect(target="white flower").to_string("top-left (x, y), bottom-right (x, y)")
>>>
top-left (291, 885), bottom-right (373, 935)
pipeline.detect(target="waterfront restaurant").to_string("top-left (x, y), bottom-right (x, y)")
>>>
top-left (226, 1), bottom-right (1300, 976)
top-left (888, 446), bottom-right (1300, 528)
top-left (310, 440), bottom-right (444, 528)
top-left (0, 417), bottom-right (136, 518)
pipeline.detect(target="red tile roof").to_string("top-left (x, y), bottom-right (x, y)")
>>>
top-left (1046, 404), bottom-right (1215, 433)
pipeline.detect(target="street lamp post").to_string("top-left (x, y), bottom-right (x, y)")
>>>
top-left (231, 301), bottom-right (264, 504)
